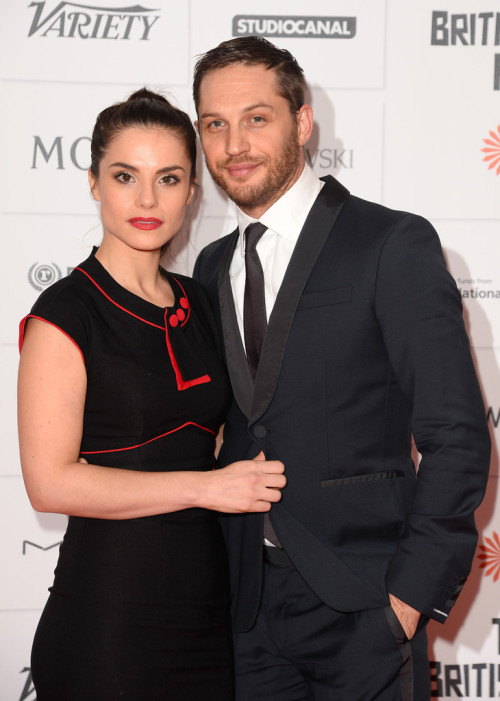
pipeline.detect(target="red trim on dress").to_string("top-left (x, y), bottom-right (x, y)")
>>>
top-left (75, 267), bottom-right (165, 331)
top-left (80, 421), bottom-right (216, 455)
top-left (171, 276), bottom-right (191, 327)
top-left (75, 267), bottom-right (211, 392)
top-left (162, 308), bottom-right (211, 390)
top-left (19, 315), bottom-right (85, 364)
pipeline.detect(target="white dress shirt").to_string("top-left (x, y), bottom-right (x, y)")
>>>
top-left (230, 162), bottom-right (323, 342)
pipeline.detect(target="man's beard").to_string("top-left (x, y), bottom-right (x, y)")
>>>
top-left (205, 128), bottom-right (301, 212)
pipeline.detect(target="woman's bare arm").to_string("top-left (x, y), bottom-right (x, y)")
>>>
top-left (18, 320), bottom-right (285, 519)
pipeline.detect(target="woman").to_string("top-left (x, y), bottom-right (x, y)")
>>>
top-left (17, 88), bottom-right (285, 700)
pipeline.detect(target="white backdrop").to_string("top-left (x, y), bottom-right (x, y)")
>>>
top-left (1, 1), bottom-right (499, 699)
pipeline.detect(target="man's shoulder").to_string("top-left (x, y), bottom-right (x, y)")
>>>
top-left (347, 194), bottom-right (414, 220)
top-left (199, 231), bottom-right (235, 260)
top-left (193, 231), bottom-right (236, 286)
top-left (336, 190), bottom-right (432, 238)
top-left (320, 175), bottom-right (422, 223)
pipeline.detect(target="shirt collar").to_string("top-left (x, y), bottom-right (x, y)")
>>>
top-left (235, 162), bottom-right (322, 253)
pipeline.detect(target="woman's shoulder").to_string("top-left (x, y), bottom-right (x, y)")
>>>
top-left (30, 265), bottom-right (92, 317)
top-left (21, 264), bottom-right (95, 359)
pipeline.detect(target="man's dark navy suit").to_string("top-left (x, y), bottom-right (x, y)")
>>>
top-left (194, 175), bottom-right (490, 635)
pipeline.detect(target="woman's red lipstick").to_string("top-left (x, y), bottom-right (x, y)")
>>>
top-left (128, 217), bottom-right (163, 230)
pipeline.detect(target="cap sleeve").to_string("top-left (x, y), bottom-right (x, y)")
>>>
top-left (19, 277), bottom-right (90, 364)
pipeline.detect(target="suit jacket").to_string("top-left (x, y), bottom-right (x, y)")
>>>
top-left (193, 175), bottom-right (490, 633)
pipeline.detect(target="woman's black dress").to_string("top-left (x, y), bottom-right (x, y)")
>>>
top-left (21, 251), bottom-right (233, 700)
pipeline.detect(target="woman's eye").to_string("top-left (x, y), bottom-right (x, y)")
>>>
top-left (115, 172), bottom-right (133, 183)
top-left (160, 175), bottom-right (179, 185)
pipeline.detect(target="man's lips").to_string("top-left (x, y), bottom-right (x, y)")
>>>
top-left (225, 162), bottom-right (260, 178)
top-left (128, 217), bottom-right (163, 230)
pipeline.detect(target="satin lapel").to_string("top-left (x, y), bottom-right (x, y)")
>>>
top-left (218, 229), bottom-right (254, 418)
top-left (250, 176), bottom-right (350, 424)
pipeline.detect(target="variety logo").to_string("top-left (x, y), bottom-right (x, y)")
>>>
top-left (478, 531), bottom-right (500, 581)
top-left (233, 15), bottom-right (356, 39)
top-left (481, 125), bottom-right (500, 174)
top-left (430, 11), bottom-right (500, 91)
top-left (28, 262), bottom-right (62, 291)
top-left (27, 1), bottom-right (161, 40)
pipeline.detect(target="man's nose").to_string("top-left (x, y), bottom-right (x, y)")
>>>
top-left (225, 126), bottom-right (250, 156)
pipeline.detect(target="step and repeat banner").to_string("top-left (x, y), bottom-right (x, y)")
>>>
top-left (1, 1), bottom-right (499, 699)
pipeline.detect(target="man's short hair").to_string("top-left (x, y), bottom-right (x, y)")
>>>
top-left (193, 36), bottom-right (306, 116)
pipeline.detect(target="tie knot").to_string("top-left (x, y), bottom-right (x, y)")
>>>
top-left (245, 222), bottom-right (267, 253)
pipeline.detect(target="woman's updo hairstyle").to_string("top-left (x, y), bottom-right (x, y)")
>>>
top-left (90, 88), bottom-right (196, 181)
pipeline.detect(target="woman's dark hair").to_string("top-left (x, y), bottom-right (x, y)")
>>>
top-left (193, 36), bottom-right (306, 116)
top-left (90, 88), bottom-right (196, 180)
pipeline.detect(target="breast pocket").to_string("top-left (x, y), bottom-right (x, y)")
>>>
top-left (296, 286), bottom-right (352, 311)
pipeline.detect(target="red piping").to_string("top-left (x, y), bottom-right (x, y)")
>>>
top-left (80, 421), bottom-right (216, 454)
top-left (75, 267), bottom-right (165, 330)
top-left (75, 267), bottom-right (211, 391)
top-left (19, 315), bottom-right (85, 364)
top-left (163, 308), bottom-right (210, 390)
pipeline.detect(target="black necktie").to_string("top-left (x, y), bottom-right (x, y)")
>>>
top-left (243, 222), bottom-right (267, 379)
top-left (243, 223), bottom-right (282, 548)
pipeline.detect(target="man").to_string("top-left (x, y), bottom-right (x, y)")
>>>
top-left (192, 36), bottom-right (490, 700)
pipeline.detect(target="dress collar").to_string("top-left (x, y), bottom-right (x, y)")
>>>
top-left (74, 248), bottom-right (190, 330)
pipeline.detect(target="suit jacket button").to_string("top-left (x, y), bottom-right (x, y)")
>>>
top-left (253, 425), bottom-right (267, 438)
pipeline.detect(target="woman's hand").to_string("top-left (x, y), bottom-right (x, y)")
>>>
top-left (203, 451), bottom-right (286, 513)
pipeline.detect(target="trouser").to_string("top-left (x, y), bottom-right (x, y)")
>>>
top-left (234, 554), bottom-right (430, 701)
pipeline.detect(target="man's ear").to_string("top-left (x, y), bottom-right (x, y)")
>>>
top-left (88, 169), bottom-right (100, 202)
top-left (194, 120), bottom-right (200, 135)
top-left (297, 104), bottom-right (314, 147)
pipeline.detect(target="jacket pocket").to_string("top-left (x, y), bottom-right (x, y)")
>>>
top-left (321, 470), bottom-right (404, 487)
top-left (297, 285), bottom-right (352, 310)
top-left (319, 470), bottom-right (406, 549)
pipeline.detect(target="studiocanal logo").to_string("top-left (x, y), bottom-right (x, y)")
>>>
top-left (27, 1), bottom-right (161, 40)
top-left (431, 11), bottom-right (500, 91)
top-left (478, 531), bottom-right (500, 581)
top-left (28, 262), bottom-right (62, 291)
top-left (481, 125), bottom-right (500, 175)
top-left (233, 15), bottom-right (356, 39)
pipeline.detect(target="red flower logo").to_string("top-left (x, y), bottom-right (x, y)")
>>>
top-left (477, 531), bottom-right (500, 581)
top-left (481, 126), bottom-right (500, 175)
